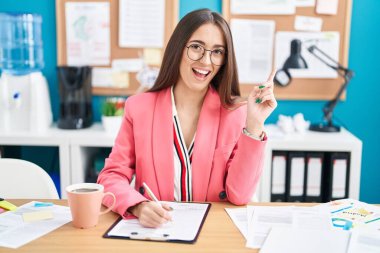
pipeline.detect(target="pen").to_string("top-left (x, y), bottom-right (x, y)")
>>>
top-left (142, 182), bottom-right (173, 212)
top-left (142, 182), bottom-right (160, 203)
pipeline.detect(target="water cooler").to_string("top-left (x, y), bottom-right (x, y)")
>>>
top-left (0, 13), bottom-right (52, 133)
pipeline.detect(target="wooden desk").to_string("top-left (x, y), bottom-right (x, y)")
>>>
top-left (0, 200), bottom-right (315, 253)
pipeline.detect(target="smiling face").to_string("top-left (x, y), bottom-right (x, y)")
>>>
top-left (176, 23), bottom-right (226, 93)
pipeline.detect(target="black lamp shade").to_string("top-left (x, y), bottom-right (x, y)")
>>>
top-left (283, 39), bottom-right (308, 69)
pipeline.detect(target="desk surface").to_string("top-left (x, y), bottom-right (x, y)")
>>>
top-left (0, 200), bottom-right (315, 253)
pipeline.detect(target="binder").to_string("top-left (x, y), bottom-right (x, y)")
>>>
top-left (326, 152), bottom-right (350, 201)
top-left (271, 151), bottom-right (288, 202)
top-left (287, 152), bottom-right (306, 202)
top-left (103, 202), bottom-right (211, 244)
top-left (305, 152), bottom-right (324, 202)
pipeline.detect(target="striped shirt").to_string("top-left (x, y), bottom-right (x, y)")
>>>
top-left (171, 87), bottom-right (195, 202)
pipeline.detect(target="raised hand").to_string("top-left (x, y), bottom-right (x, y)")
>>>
top-left (245, 69), bottom-right (277, 136)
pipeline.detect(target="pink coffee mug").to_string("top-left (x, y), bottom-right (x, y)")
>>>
top-left (66, 183), bottom-right (116, 229)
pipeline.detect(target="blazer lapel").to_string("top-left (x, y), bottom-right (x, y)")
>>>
top-left (152, 88), bottom-right (174, 201)
top-left (191, 87), bottom-right (221, 201)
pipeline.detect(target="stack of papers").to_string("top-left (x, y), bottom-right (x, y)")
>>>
top-left (226, 199), bottom-right (380, 252)
top-left (0, 201), bottom-right (71, 249)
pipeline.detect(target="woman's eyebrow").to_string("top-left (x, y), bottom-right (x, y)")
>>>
top-left (188, 40), bottom-right (225, 49)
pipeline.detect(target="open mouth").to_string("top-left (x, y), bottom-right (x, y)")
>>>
top-left (192, 68), bottom-right (211, 80)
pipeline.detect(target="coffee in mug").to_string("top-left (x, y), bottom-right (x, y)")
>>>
top-left (71, 188), bottom-right (98, 193)
top-left (66, 183), bottom-right (116, 229)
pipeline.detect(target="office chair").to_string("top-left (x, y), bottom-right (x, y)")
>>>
top-left (0, 158), bottom-right (59, 199)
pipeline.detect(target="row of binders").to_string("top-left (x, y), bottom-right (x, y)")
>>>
top-left (271, 151), bottom-right (350, 202)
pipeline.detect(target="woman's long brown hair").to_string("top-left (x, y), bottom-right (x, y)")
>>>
top-left (148, 9), bottom-right (241, 108)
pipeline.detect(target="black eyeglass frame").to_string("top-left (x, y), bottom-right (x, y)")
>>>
top-left (185, 44), bottom-right (226, 66)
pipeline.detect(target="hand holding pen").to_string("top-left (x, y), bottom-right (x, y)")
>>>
top-left (129, 182), bottom-right (172, 228)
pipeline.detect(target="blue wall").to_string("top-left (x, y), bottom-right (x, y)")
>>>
top-left (1, 0), bottom-right (379, 202)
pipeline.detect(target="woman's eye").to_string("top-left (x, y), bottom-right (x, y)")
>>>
top-left (213, 49), bottom-right (224, 55)
top-left (190, 44), bottom-right (202, 50)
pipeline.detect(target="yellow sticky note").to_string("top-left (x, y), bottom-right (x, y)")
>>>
top-left (112, 71), bottom-right (130, 88)
top-left (22, 211), bottom-right (53, 222)
top-left (143, 48), bottom-right (162, 66)
top-left (0, 200), bottom-right (17, 211)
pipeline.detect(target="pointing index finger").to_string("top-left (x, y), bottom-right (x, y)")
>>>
top-left (268, 68), bottom-right (277, 82)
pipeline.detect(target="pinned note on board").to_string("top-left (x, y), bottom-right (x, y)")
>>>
top-left (143, 48), bottom-right (162, 66)
top-left (294, 16), bottom-right (323, 32)
top-left (316, 0), bottom-right (339, 15)
top-left (112, 71), bottom-right (130, 88)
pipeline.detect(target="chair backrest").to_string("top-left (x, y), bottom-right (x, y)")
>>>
top-left (0, 158), bottom-right (59, 199)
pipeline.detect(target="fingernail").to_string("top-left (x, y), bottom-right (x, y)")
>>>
top-left (255, 98), bottom-right (262, 104)
top-left (259, 85), bottom-right (265, 89)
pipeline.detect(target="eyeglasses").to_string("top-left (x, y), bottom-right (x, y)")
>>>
top-left (186, 43), bottom-right (226, 66)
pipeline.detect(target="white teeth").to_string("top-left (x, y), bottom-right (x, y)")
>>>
top-left (193, 68), bottom-right (210, 75)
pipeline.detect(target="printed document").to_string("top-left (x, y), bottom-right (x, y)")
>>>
top-left (225, 208), bottom-right (249, 239)
top-left (231, 19), bottom-right (275, 84)
top-left (0, 201), bottom-right (71, 249)
top-left (119, 0), bottom-right (165, 48)
top-left (65, 2), bottom-right (110, 66)
top-left (230, 0), bottom-right (295, 15)
top-left (246, 205), bottom-right (332, 249)
top-left (105, 202), bottom-right (210, 243)
top-left (275, 31), bottom-right (340, 78)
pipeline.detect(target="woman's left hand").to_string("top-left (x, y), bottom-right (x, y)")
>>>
top-left (245, 69), bottom-right (277, 136)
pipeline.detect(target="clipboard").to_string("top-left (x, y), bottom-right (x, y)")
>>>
top-left (103, 202), bottom-right (211, 244)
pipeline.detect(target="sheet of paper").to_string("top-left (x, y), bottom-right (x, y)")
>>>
top-left (106, 202), bottom-right (209, 242)
top-left (230, 0), bottom-right (296, 15)
top-left (92, 67), bottom-right (113, 87)
top-left (65, 2), bottom-right (110, 66)
top-left (260, 227), bottom-right (350, 253)
top-left (119, 0), bottom-right (165, 48)
top-left (0, 201), bottom-right (71, 249)
top-left (295, 0), bottom-right (315, 7)
top-left (246, 205), bottom-right (332, 249)
top-left (225, 208), bottom-right (248, 240)
top-left (246, 205), bottom-right (294, 249)
top-left (315, 199), bottom-right (380, 231)
top-left (112, 58), bottom-right (144, 72)
top-left (316, 0), bottom-right (339, 15)
top-left (347, 229), bottom-right (380, 253)
top-left (143, 48), bottom-right (162, 65)
top-left (295, 16), bottom-right (323, 32)
top-left (231, 19), bottom-right (275, 84)
top-left (275, 31), bottom-right (340, 78)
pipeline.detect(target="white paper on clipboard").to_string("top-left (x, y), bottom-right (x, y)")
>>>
top-left (105, 202), bottom-right (210, 243)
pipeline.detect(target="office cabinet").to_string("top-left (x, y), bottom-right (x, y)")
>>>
top-left (258, 125), bottom-right (362, 202)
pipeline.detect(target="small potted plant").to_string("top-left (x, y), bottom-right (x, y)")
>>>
top-left (101, 97), bottom-right (126, 135)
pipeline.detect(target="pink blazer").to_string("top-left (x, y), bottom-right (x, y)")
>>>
top-left (98, 87), bottom-right (266, 217)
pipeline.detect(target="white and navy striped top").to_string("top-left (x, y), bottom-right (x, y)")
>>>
top-left (171, 87), bottom-right (195, 202)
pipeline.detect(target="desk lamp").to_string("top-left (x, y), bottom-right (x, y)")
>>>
top-left (274, 39), bottom-right (354, 133)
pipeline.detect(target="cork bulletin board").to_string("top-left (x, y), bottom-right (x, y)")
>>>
top-left (223, 0), bottom-right (352, 100)
top-left (56, 0), bottom-right (178, 96)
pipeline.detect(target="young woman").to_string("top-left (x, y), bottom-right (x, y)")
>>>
top-left (98, 9), bottom-right (277, 228)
